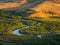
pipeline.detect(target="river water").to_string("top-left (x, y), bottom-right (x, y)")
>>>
top-left (13, 19), bottom-right (42, 38)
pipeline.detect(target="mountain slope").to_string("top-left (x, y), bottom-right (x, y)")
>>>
top-left (0, 0), bottom-right (27, 9)
top-left (29, 1), bottom-right (60, 18)
top-left (0, 0), bottom-right (60, 9)
top-left (0, 0), bottom-right (60, 18)
top-left (1, 0), bottom-right (45, 11)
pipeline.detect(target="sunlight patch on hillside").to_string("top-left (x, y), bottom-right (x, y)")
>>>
top-left (29, 1), bottom-right (60, 18)
top-left (0, 0), bottom-right (27, 9)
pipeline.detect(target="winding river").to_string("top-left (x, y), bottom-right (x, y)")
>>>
top-left (13, 25), bottom-right (29, 35)
top-left (13, 19), bottom-right (42, 38)
top-left (13, 29), bottom-right (23, 35)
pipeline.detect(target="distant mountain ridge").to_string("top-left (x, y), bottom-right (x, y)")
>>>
top-left (0, 0), bottom-right (60, 18)
top-left (0, 0), bottom-right (59, 10)
top-left (0, 0), bottom-right (27, 9)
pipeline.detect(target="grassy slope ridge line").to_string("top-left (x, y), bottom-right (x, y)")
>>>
top-left (29, 1), bottom-right (60, 18)
top-left (0, 0), bottom-right (27, 9)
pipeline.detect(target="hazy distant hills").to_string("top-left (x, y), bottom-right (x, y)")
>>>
top-left (0, 0), bottom-right (60, 18)
top-left (0, 0), bottom-right (45, 11)
top-left (0, 0), bottom-right (60, 10)
top-left (0, 0), bottom-right (27, 9)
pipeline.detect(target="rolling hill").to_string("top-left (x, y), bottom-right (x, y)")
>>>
top-left (0, 0), bottom-right (60, 18)
top-left (0, 0), bottom-right (27, 9)
top-left (29, 1), bottom-right (60, 18)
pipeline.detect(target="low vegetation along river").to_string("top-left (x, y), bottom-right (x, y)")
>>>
top-left (13, 27), bottom-right (42, 38)
top-left (13, 19), bottom-right (42, 38)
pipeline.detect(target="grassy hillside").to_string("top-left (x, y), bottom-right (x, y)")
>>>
top-left (29, 1), bottom-right (60, 18)
top-left (0, 0), bottom-right (27, 9)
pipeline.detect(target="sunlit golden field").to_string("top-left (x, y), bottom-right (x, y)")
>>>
top-left (30, 1), bottom-right (60, 18)
top-left (0, 0), bottom-right (26, 9)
